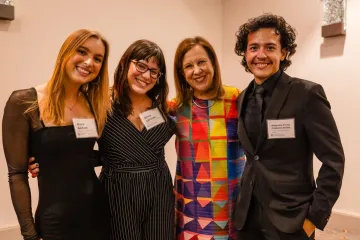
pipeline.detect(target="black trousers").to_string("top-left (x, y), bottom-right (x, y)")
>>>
top-left (237, 198), bottom-right (315, 240)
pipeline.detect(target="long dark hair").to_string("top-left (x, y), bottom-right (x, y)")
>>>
top-left (112, 39), bottom-right (168, 117)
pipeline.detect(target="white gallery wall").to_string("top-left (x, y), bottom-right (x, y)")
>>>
top-left (223, 0), bottom-right (360, 218)
top-left (1, 0), bottom-right (359, 233)
top-left (0, 0), bottom-right (223, 230)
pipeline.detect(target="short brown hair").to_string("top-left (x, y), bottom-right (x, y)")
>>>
top-left (173, 36), bottom-right (224, 108)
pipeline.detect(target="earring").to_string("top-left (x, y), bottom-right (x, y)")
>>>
top-left (81, 83), bottom-right (89, 93)
top-left (156, 78), bottom-right (159, 84)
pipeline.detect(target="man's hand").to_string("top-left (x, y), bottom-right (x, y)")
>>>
top-left (303, 218), bottom-right (316, 237)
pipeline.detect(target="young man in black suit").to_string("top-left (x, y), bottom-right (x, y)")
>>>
top-left (234, 13), bottom-right (345, 240)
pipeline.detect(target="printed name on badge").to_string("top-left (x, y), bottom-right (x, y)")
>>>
top-left (72, 118), bottom-right (98, 138)
top-left (267, 118), bottom-right (295, 139)
top-left (139, 108), bottom-right (165, 130)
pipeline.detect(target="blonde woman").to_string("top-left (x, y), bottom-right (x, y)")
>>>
top-left (2, 29), bottom-right (111, 240)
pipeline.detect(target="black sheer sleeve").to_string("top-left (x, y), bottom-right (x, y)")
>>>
top-left (2, 89), bottom-right (40, 240)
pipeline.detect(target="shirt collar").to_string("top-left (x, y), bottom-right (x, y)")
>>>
top-left (251, 70), bottom-right (282, 96)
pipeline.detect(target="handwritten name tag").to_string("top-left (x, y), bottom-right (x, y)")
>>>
top-left (139, 108), bottom-right (165, 130)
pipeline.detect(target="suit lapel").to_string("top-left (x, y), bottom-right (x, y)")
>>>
top-left (256, 72), bottom-right (293, 152)
top-left (237, 83), bottom-right (254, 154)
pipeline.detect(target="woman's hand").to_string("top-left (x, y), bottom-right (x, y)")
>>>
top-left (28, 157), bottom-right (39, 178)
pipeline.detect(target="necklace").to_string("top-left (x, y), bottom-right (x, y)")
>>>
top-left (192, 98), bottom-right (215, 109)
top-left (65, 94), bottom-right (80, 111)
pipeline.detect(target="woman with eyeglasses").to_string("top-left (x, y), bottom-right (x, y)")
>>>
top-left (27, 39), bottom-right (174, 239)
top-left (97, 39), bottom-right (175, 240)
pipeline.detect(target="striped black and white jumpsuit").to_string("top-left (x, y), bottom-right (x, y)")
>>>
top-left (98, 107), bottom-right (175, 240)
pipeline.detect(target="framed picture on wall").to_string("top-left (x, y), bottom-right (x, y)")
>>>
top-left (0, 0), bottom-right (14, 21)
top-left (322, 0), bottom-right (346, 37)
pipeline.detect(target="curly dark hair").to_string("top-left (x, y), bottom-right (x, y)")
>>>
top-left (235, 13), bottom-right (297, 72)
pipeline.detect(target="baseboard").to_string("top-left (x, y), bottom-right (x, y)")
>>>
top-left (1, 212), bottom-right (359, 239)
top-left (0, 226), bottom-right (21, 240)
top-left (315, 211), bottom-right (360, 239)
top-left (325, 210), bottom-right (360, 231)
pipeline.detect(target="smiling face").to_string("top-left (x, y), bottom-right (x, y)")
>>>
top-left (127, 57), bottom-right (159, 96)
top-left (182, 45), bottom-right (214, 98)
top-left (64, 37), bottom-right (105, 86)
top-left (245, 28), bottom-right (286, 84)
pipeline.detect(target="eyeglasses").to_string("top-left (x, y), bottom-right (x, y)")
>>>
top-left (131, 60), bottom-right (162, 79)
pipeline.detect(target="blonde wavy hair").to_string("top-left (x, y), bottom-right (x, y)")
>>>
top-left (40, 29), bottom-right (110, 134)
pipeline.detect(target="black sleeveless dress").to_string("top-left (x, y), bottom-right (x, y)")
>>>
top-left (3, 88), bottom-right (110, 240)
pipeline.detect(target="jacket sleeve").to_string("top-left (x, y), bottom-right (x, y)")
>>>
top-left (303, 84), bottom-right (345, 230)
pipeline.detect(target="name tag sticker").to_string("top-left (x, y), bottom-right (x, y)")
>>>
top-left (139, 108), bottom-right (165, 130)
top-left (267, 118), bottom-right (295, 139)
top-left (72, 118), bottom-right (98, 138)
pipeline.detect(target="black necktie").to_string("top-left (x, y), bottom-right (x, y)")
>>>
top-left (250, 86), bottom-right (264, 147)
top-left (255, 86), bottom-right (264, 126)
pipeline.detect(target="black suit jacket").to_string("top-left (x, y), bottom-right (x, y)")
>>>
top-left (234, 72), bottom-right (344, 233)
